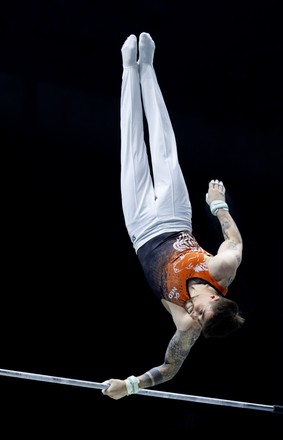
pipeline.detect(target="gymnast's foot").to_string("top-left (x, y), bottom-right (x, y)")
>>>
top-left (138, 32), bottom-right (155, 65)
top-left (121, 34), bottom-right (137, 68)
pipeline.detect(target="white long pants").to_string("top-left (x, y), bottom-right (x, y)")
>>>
top-left (120, 62), bottom-right (192, 253)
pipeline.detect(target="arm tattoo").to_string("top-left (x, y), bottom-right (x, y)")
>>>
top-left (148, 368), bottom-right (163, 386)
top-left (220, 218), bottom-right (231, 240)
top-left (142, 330), bottom-right (199, 387)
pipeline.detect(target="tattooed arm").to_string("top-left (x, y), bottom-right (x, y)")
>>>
top-left (102, 327), bottom-right (200, 400)
top-left (207, 208), bottom-right (243, 287)
top-left (206, 179), bottom-right (243, 286)
top-left (140, 328), bottom-right (199, 387)
top-left (216, 209), bottom-right (243, 257)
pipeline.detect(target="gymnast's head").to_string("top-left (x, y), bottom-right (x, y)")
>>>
top-left (202, 297), bottom-right (245, 338)
top-left (186, 294), bottom-right (245, 338)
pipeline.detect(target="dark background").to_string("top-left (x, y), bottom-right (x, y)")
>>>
top-left (1, 0), bottom-right (282, 435)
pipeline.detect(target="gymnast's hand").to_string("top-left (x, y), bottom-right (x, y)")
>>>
top-left (101, 378), bottom-right (128, 400)
top-left (206, 179), bottom-right (226, 206)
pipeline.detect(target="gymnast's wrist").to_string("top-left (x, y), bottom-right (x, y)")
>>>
top-left (210, 200), bottom-right (229, 216)
top-left (124, 375), bottom-right (140, 395)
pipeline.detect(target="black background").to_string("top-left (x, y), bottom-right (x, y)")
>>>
top-left (1, 0), bottom-right (282, 436)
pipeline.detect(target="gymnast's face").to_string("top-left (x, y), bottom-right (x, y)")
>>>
top-left (185, 293), bottom-right (220, 326)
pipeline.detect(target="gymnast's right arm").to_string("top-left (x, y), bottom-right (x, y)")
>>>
top-left (102, 328), bottom-right (198, 400)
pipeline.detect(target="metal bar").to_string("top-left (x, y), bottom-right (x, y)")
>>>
top-left (1, 368), bottom-right (282, 414)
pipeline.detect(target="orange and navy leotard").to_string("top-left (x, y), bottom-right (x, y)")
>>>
top-left (137, 231), bottom-right (228, 308)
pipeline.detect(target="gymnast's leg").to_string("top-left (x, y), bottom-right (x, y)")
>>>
top-left (120, 34), bottom-right (156, 249)
top-left (138, 32), bottom-right (192, 231)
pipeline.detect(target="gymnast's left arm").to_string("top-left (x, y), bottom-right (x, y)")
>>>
top-left (102, 328), bottom-right (199, 400)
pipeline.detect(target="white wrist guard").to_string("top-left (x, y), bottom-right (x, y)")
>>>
top-left (210, 200), bottom-right (229, 216)
top-left (124, 375), bottom-right (140, 395)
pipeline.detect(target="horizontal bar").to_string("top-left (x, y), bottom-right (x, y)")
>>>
top-left (0, 368), bottom-right (105, 390)
top-left (0, 368), bottom-right (282, 414)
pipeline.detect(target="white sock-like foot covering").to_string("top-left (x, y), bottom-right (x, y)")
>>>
top-left (138, 32), bottom-right (155, 65)
top-left (121, 34), bottom-right (138, 68)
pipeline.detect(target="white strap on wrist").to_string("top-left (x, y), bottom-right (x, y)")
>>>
top-left (210, 200), bottom-right (229, 216)
top-left (124, 375), bottom-right (140, 395)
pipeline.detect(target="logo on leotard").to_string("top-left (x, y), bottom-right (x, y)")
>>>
top-left (173, 232), bottom-right (202, 252)
top-left (168, 287), bottom-right (180, 300)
